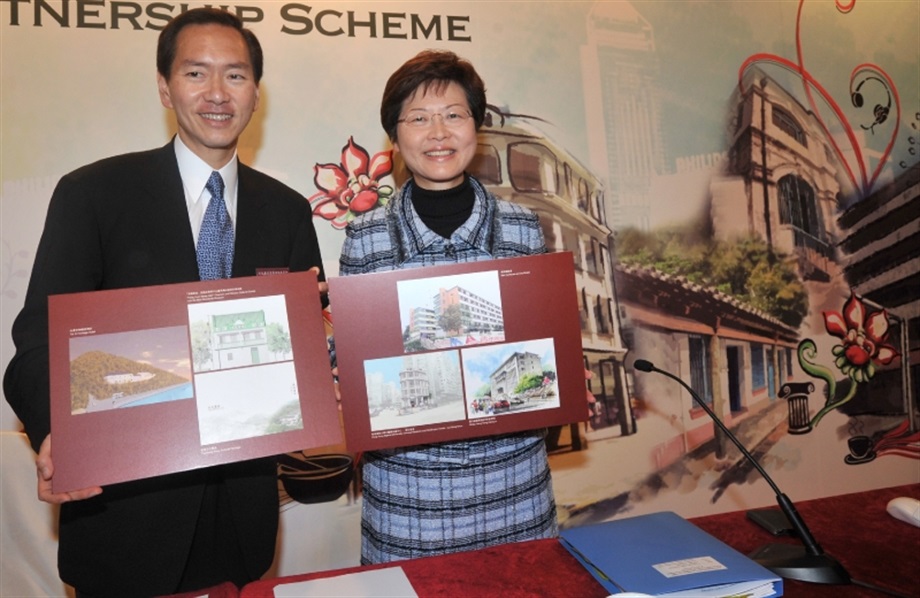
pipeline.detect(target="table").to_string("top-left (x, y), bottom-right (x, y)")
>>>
top-left (241, 483), bottom-right (920, 597)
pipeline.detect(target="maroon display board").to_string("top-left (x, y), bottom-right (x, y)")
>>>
top-left (329, 252), bottom-right (585, 452)
top-left (48, 271), bottom-right (340, 493)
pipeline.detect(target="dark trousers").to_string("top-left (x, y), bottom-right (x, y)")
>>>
top-left (75, 468), bottom-right (250, 598)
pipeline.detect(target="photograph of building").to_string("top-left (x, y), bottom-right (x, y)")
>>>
top-left (490, 351), bottom-right (543, 397)
top-left (364, 351), bottom-right (466, 432)
top-left (188, 295), bottom-right (293, 373)
top-left (398, 271), bottom-right (505, 352)
top-left (462, 338), bottom-right (561, 419)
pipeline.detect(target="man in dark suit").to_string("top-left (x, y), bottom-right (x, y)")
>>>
top-left (3, 8), bottom-right (325, 596)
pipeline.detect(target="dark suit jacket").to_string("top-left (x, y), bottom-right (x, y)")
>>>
top-left (4, 142), bottom-right (325, 595)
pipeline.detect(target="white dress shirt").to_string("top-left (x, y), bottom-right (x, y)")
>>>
top-left (173, 136), bottom-right (239, 246)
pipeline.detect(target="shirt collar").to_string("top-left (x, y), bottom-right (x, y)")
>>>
top-left (173, 136), bottom-right (239, 208)
top-left (394, 177), bottom-right (495, 261)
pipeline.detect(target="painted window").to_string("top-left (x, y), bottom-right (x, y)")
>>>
top-left (469, 143), bottom-right (502, 185)
top-left (778, 174), bottom-right (824, 239)
top-left (772, 106), bottom-right (807, 147)
top-left (585, 238), bottom-right (600, 276)
top-left (688, 335), bottom-right (713, 405)
top-left (508, 142), bottom-right (558, 194)
top-left (594, 296), bottom-right (609, 334)
top-left (751, 342), bottom-right (766, 390)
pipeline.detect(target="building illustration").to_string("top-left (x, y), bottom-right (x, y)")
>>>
top-left (712, 67), bottom-right (843, 284)
top-left (210, 310), bottom-right (272, 370)
top-left (404, 351), bottom-right (463, 406)
top-left (490, 351), bottom-right (543, 397)
top-left (365, 351), bottom-right (466, 432)
top-left (366, 370), bottom-right (400, 410)
top-left (469, 107), bottom-right (632, 440)
top-left (835, 163), bottom-right (918, 428)
top-left (103, 372), bottom-right (155, 385)
top-left (399, 368), bottom-right (430, 409)
top-left (407, 306), bottom-right (439, 342)
top-left (403, 282), bottom-right (503, 348)
top-left (433, 285), bottom-right (503, 334)
top-left (615, 264), bottom-right (800, 466)
top-left (581, 1), bottom-right (667, 232)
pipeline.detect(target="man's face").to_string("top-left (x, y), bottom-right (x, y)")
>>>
top-left (157, 23), bottom-right (259, 169)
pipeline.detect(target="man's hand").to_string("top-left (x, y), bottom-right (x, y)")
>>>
top-left (309, 266), bottom-right (329, 295)
top-left (37, 435), bottom-right (103, 504)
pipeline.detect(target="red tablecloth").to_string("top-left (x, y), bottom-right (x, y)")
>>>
top-left (241, 483), bottom-right (920, 597)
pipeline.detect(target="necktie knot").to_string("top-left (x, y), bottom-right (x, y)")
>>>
top-left (197, 171), bottom-right (234, 280)
top-left (206, 171), bottom-right (225, 201)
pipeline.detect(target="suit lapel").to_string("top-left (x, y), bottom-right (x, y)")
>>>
top-left (233, 164), bottom-right (268, 277)
top-left (140, 143), bottom-right (200, 282)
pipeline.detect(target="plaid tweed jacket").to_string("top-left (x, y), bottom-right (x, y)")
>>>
top-left (338, 175), bottom-right (558, 564)
top-left (339, 176), bottom-right (546, 274)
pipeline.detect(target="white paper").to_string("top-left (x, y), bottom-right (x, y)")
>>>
top-left (660, 580), bottom-right (777, 597)
top-left (653, 556), bottom-right (727, 578)
top-left (273, 567), bottom-right (418, 598)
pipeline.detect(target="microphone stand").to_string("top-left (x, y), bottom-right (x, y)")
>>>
top-left (635, 359), bottom-right (850, 585)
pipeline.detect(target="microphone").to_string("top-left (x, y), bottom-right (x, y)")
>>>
top-left (633, 359), bottom-right (850, 585)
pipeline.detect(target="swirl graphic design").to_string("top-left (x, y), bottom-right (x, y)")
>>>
top-left (739, 0), bottom-right (901, 198)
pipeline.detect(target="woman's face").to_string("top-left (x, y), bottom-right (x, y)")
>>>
top-left (393, 81), bottom-right (477, 191)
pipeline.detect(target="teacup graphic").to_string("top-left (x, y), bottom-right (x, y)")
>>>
top-left (845, 435), bottom-right (876, 464)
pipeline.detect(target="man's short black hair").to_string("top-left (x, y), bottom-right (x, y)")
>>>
top-left (157, 8), bottom-right (263, 83)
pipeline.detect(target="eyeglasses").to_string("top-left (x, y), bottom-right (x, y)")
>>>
top-left (397, 110), bottom-right (472, 129)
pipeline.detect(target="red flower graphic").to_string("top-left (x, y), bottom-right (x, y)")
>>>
top-left (309, 137), bottom-right (394, 229)
top-left (823, 292), bottom-right (898, 382)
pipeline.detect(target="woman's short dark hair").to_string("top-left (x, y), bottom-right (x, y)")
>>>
top-left (157, 8), bottom-right (263, 83)
top-left (380, 50), bottom-right (487, 142)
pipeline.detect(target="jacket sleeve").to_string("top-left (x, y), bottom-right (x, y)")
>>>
top-left (338, 208), bottom-right (394, 276)
top-left (4, 174), bottom-right (105, 452)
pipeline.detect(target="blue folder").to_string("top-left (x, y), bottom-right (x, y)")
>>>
top-left (559, 511), bottom-right (782, 597)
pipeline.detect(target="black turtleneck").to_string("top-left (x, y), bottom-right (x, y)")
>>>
top-left (410, 175), bottom-right (475, 239)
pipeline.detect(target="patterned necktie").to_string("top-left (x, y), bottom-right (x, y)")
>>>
top-left (197, 171), bottom-right (234, 280)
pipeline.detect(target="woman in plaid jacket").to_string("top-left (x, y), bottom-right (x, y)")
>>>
top-left (339, 50), bottom-right (558, 565)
